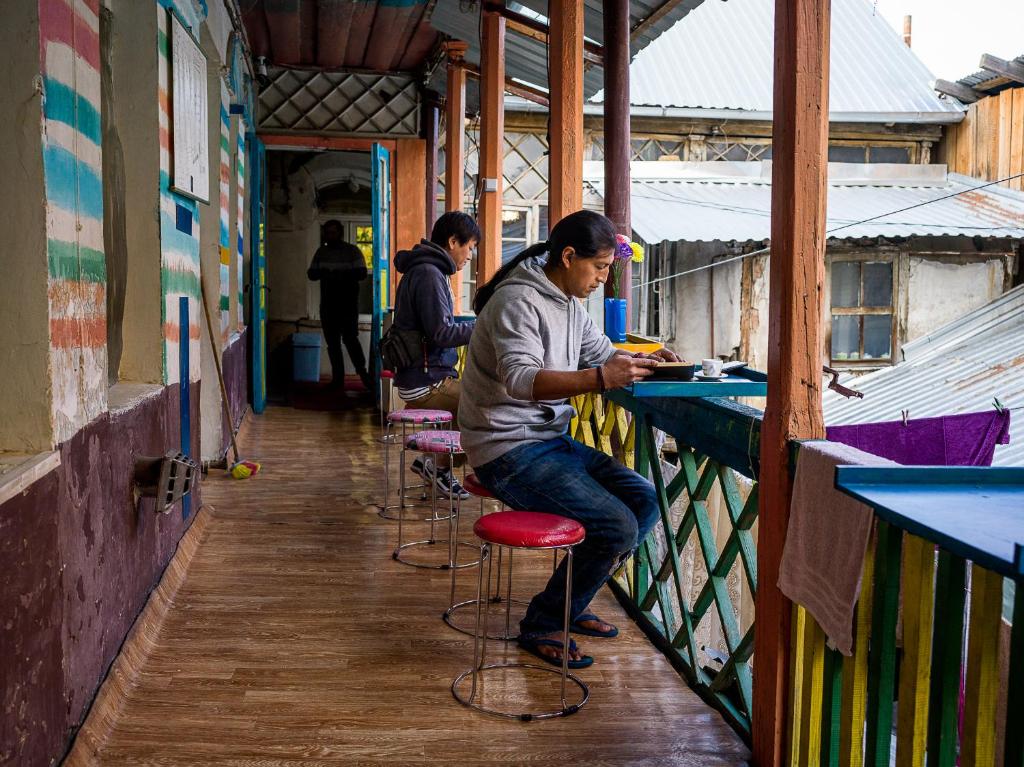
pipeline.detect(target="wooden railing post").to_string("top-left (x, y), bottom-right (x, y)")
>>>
top-left (548, 0), bottom-right (583, 227)
top-left (753, 1), bottom-right (831, 765)
top-left (444, 41), bottom-right (468, 312)
top-left (477, 6), bottom-right (505, 286)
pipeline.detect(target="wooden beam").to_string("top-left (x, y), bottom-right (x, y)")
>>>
top-left (477, 8), bottom-right (505, 286)
top-left (395, 138), bottom-right (427, 256)
top-left (754, 0), bottom-right (831, 765)
top-left (483, 2), bottom-right (604, 64)
top-left (463, 64), bottom-right (549, 108)
top-left (935, 79), bottom-right (980, 104)
top-left (630, 0), bottom-right (686, 41)
top-left (604, 0), bottom-right (632, 304)
top-left (548, 0), bottom-right (584, 226)
top-left (445, 42), bottom-right (468, 313)
top-left (257, 134), bottom-right (396, 151)
top-left (980, 53), bottom-right (1024, 86)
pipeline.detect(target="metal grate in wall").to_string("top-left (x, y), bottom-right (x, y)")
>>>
top-left (258, 69), bottom-right (419, 136)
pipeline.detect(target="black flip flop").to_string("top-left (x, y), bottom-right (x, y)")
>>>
top-left (570, 613), bottom-right (619, 638)
top-left (517, 636), bottom-right (594, 669)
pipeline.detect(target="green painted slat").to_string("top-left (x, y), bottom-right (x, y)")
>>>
top-left (633, 419), bottom-right (652, 607)
top-left (643, 421), bottom-right (687, 639)
top-left (864, 521), bottom-right (902, 767)
top-left (1006, 584), bottom-right (1024, 766)
top-left (926, 551), bottom-right (967, 767)
top-left (820, 648), bottom-right (843, 767)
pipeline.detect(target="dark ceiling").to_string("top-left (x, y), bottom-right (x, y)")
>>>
top-left (240, 0), bottom-right (439, 73)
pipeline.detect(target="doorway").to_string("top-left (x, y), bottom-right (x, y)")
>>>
top-left (263, 148), bottom-right (375, 399)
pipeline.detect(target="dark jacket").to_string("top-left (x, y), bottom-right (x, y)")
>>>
top-left (393, 239), bottom-right (475, 388)
top-left (307, 241), bottom-right (367, 300)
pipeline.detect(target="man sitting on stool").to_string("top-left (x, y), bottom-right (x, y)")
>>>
top-left (308, 219), bottom-right (371, 391)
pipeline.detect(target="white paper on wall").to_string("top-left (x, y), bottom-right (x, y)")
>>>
top-left (170, 12), bottom-right (210, 203)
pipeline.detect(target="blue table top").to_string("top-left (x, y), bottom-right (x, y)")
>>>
top-left (835, 466), bottom-right (1024, 580)
top-left (629, 368), bottom-right (767, 399)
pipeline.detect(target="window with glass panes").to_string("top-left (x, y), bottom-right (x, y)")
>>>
top-left (830, 258), bottom-right (895, 364)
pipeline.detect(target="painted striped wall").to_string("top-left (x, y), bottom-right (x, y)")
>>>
top-left (157, 1), bottom-right (204, 384)
top-left (219, 81), bottom-right (231, 343)
top-left (40, 0), bottom-right (108, 443)
top-left (236, 126), bottom-right (246, 328)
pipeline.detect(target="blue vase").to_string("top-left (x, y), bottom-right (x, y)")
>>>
top-left (604, 298), bottom-right (627, 343)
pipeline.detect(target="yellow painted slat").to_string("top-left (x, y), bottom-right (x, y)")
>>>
top-left (961, 565), bottom-right (1004, 767)
top-left (795, 614), bottom-right (826, 766)
top-left (895, 535), bottom-right (935, 767)
top-left (839, 539), bottom-right (875, 767)
top-left (788, 604), bottom-right (808, 767)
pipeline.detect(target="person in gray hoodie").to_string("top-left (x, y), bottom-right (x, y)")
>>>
top-left (460, 210), bottom-right (678, 669)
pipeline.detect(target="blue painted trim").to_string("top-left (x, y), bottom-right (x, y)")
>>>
top-left (370, 143), bottom-right (391, 406)
top-left (248, 133), bottom-right (266, 414)
top-left (835, 466), bottom-right (1024, 579)
top-left (179, 296), bottom-right (191, 520)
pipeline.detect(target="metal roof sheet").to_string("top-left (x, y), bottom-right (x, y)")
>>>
top-left (428, 0), bottom-right (707, 98)
top-left (823, 284), bottom-right (1024, 467)
top-left (591, 0), bottom-right (964, 122)
top-left (583, 161), bottom-right (1024, 244)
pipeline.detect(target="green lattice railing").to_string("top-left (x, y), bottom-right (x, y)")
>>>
top-left (577, 390), bottom-right (763, 737)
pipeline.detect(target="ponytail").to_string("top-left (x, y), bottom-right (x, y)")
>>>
top-left (472, 241), bottom-right (550, 314)
top-left (472, 209), bottom-right (617, 314)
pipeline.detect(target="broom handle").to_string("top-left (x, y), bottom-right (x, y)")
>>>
top-left (200, 280), bottom-right (242, 464)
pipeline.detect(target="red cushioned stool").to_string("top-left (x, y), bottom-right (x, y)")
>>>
top-left (378, 408), bottom-right (453, 521)
top-left (451, 511), bottom-right (590, 720)
top-left (393, 430), bottom-right (477, 571)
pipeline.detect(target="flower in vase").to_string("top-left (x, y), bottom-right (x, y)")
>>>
top-left (611, 234), bottom-right (643, 296)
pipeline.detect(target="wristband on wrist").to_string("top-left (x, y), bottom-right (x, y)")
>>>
top-left (595, 365), bottom-right (606, 393)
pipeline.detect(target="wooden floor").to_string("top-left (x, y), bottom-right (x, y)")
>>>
top-left (85, 406), bottom-right (750, 766)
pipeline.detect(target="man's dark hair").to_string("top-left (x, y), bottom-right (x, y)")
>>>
top-left (430, 211), bottom-right (481, 248)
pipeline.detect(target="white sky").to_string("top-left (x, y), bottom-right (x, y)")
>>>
top-left (872, 0), bottom-right (1024, 81)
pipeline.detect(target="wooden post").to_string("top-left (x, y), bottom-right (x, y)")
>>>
top-left (753, 1), bottom-right (831, 765)
top-left (422, 90), bottom-right (441, 236)
top-left (602, 0), bottom-right (632, 307)
top-left (548, 0), bottom-right (584, 226)
top-left (395, 138), bottom-right (427, 259)
top-left (477, 7), bottom-right (505, 286)
top-left (445, 42), bottom-right (468, 313)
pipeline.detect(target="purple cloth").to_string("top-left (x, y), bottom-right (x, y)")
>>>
top-left (826, 410), bottom-right (1011, 467)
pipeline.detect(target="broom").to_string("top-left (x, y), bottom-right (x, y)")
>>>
top-left (200, 281), bottom-right (261, 479)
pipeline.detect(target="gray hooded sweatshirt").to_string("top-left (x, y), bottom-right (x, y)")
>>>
top-left (459, 257), bottom-right (616, 468)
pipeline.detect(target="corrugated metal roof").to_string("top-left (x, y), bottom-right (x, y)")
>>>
top-left (591, 0), bottom-right (964, 122)
top-left (957, 54), bottom-right (1024, 94)
top-left (583, 161), bottom-right (1024, 244)
top-left (428, 0), bottom-right (707, 99)
top-left (823, 284), bottom-right (1024, 467)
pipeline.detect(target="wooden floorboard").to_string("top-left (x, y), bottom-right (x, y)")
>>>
top-left (79, 406), bottom-right (750, 766)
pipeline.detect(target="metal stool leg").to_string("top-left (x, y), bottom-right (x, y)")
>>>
top-left (451, 542), bottom-right (589, 720)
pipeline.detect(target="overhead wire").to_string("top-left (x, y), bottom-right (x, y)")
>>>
top-left (631, 170), bottom-right (1024, 291)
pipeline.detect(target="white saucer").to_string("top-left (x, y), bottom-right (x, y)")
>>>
top-left (696, 373), bottom-right (726, 381)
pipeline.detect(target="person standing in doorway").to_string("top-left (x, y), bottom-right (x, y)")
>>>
top-left (308, 219), bottom-right (372, 391)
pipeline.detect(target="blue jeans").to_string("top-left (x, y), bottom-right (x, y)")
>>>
top-left (474, 435), bottom-right (659, 639)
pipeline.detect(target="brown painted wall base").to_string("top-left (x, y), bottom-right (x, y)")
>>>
top-left (0, 382), bottom-right (202, 767)
top-left (62, 506), bottom-right (211, 766)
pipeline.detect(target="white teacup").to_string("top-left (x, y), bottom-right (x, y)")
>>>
top-left (701, 358), bottom-right (724, 377)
